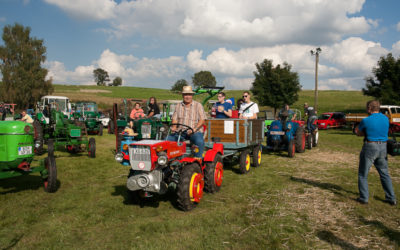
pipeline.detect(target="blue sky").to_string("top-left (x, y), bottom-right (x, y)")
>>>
top-left (1, 0), bottom-right (400, 90)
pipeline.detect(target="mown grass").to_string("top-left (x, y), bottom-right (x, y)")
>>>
top-left (1, 86), bottom-right (398, 249)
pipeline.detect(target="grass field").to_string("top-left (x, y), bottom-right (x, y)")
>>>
top-left (1, 86), bottom-right (399, 249)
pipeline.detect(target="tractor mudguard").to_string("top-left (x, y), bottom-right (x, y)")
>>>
top-left (203, 143), bottom-right (224, 162)
top-left (179, 157), bottom-right (202, 166)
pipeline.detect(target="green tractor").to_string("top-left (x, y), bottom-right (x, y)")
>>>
top-left (0, 121), bottom-right (57, 192)
top-left (72, 101), bottom-right (103, 136)
top-left (34, 106), bottom-right (96, 158)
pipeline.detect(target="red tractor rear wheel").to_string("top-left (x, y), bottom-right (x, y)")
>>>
top-left (204, 153), bottom-right (223, 193)
top-left (177, 163), bottom-right (204, 211)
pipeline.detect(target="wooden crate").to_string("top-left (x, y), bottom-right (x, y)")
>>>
top-left (205, 119), bottom-right (264, 149)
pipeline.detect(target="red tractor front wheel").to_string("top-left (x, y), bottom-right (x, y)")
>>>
top-left (177, 163), bottom-right (204, 211)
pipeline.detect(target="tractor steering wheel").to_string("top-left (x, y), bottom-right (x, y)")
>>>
top-left (169, 123), bottom-right (195, 135)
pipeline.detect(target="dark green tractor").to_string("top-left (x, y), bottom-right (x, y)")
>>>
top-left (0, 121), bottom-right (58, 192)
top-left (34, 107), bottom-right (96, 158)
top-left (72, 101), bottom-right (103, 136)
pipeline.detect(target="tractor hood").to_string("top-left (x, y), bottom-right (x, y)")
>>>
top-left (0, 121), bottom-right (34, 135)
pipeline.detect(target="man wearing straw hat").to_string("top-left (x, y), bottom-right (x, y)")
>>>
top-left (168, 86), bottom-right (206, 159)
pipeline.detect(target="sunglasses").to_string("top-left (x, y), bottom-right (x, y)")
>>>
top-left (243, 95), bottom-right (248, 98)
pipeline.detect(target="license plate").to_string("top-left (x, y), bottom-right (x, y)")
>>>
top-left (320, 123), bottom-right (325, 125)
top-left (18, 146), bottom-right (32, 155)
top-left (270, 131), bottom-right (285, 135)
top-left (133, 148), bottom-right (151, 155)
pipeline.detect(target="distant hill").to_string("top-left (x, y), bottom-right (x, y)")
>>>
top-left (53, 85), bottom-right (370, 114)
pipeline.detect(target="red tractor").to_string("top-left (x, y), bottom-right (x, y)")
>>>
top-left (114, 123), bottom-right (224, 211)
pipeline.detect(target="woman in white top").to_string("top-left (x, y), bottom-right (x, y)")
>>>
top-left (239, 91), bottom-right (259, 119)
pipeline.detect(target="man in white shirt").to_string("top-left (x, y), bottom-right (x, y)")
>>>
top-left (21, 110), bottom-right (34, 123)
top-left (239, 91), bottom-right (259, 119)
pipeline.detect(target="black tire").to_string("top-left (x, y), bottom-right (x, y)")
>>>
top-left (306, 134), bottom-right (313, 150)
top-left (204, 153), bottom-right (223, 193)
top-left (239, 150), bottom-right (251, 174)
top-left (33, 120), bottom-right (44, 155)
top-left (88, 137), bottom-right (96, 158)
top-left (47, 139), bottom-right (55, 157)
top-left (177, 163), bottom-right (203, 211)
top-left (116, 133), bottom-right (124, 153)
top-left (295, 127), bottom-right (306, 153)
top-left (288, 139), bottom-right (295, 158)
top-left (43, 156), bottom-right (57, 193)
top-left (312, 131), bottom-right (319, 147)
top-left (252, 145), bottom-right (262, 167)
top-left (99, 123), bottom-right (103, 136)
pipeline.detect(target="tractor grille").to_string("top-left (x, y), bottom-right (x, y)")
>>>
top-left (129, 146), bottom-right (151, 161)
top-left (141, 124), bottom-right (151, 139)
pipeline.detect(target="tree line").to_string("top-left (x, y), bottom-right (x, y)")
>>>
top-left (1, 23), bottom-right (399, 110)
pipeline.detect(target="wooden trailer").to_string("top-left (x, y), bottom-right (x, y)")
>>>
top-left (204, 118), bottom-right (264, 174)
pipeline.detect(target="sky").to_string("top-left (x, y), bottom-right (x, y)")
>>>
top-left (1, 0), bottom-right (400, 90)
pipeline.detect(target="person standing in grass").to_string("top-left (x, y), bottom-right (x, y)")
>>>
top-left (355, 100), bottom-right (396, 206)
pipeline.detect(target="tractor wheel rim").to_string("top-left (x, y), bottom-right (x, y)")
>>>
top-left (214, 162), bottom-right (223, 187)
top-left (245, 154), bottom-right (250, 171)
top-left (257, 150), bottom-right (262, 164)
top-left (190, 173), bottom-right (204, 203)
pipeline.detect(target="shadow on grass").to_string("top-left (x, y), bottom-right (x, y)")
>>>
top-left (1, 234), bottom-right (24, 250)
top-left (112, 185), bottom-right (181, 210)
top-left (0, 175), bottom-right (61, 195)
top-left (290, 176), bottom-right (357, 196)
top-left (359, 216), bottom-right (400, 245)
top-left (317, 230), bottom-right (363, 250)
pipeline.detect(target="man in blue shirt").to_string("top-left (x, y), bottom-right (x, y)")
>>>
top-left (215, 92), bottom-right (232, 118)
top-left (356, 100), bottom-right (396, 205)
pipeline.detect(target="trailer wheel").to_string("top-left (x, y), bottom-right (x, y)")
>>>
top-left (295, 127), bottom-right (305, 153)
top-left (177, 163), bottom-right (204, 211)
top-left (312, 131), bottom-right (319, 147)
top-left (99, 123), bottom-right (103, 136)
top-left (33, 120), bottom-right (44, 155)
top-left (47, 139), bottom-right (55, 157)
top-left (306, 134), bottom-right (313, 150)
top-left (239, 150), bottom-right (251, 174)
top-left (252, 145), bottom-right (262, 167)
top-left (288, 139), bottom-right (295, 158)
top-left (43, 156), bottom-right (57, 193)
top-left (88, 138), bottom-right (96, 158)
top-left (204, 153), bottom-right (223, 193)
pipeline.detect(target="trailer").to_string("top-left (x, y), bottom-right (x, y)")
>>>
top-left (204, 118), bottom-right (264, 174)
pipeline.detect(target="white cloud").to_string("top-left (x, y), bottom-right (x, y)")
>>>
top-left (45, 0), bottom-right (372, 46)
top-left (392, 41), bottom-right (400, 57)
top-left (44, 0), bottom-right (116, 20)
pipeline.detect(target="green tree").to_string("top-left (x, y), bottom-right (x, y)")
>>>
top-left (93, 68), bottom-right (109, 86)
top-left (192, 71), bottom-right (217, 87)
top-left (0, 23), bottom-right (53, 108)
top-left (363, 53), bottom-right (400, 104)
top-left (171, 79), bottom-right (188, 92)
top-left (111, 76), bottom-right (122, 86)
top-left (251, 59), bottom-right (301, 115)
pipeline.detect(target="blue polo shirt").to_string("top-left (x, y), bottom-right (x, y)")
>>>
top-left (358, 112), bottom-right (389, 142)
top-left (215, 101), bottom-right (233, 118)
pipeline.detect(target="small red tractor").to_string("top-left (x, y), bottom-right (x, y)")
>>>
top-left (114, 123), bottom-right (224, 211)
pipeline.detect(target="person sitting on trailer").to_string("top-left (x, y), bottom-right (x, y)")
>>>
top-left (215, 92), bottom-right (232, 118)
top-left (20, 110), bottom-right (34, 124)
top-left (239, 91), bottom-right (259, 119)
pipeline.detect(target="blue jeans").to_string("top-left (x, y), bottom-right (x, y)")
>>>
top-left (358, 143), bottom-right (396, 202)
top-left (167, 132), bottom-right (204, 158)
top-left (307, 115), bottom-right (317, 132)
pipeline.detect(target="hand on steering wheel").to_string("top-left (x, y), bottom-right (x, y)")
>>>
top-left (170, 123), bottom-right (195, 135)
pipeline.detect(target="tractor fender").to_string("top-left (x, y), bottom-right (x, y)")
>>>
top-left (204, 143), bottom-right (223, 162)
top-left (179, 157), bottom-right (201, 165)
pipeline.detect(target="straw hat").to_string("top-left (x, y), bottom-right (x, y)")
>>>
top-left (182, 85), bottom-right (195, 94)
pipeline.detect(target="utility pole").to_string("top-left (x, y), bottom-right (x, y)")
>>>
top-left (310, 47), bottom-right (321, 112)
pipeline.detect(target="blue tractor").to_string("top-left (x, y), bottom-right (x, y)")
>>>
top-left (266, 113), bottom-right (306, 157)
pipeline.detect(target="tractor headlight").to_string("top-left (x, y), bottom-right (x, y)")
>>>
top-left (35, 142), bottom-right (41, 148)
top-left (160, 127), bottom-right (165, 132)
top-left (115, 153), bottom-right (124, 162)
top-left (287, 123), bottom-right (292, 130)
top-left (157, 155), bottom-right (168, 166)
